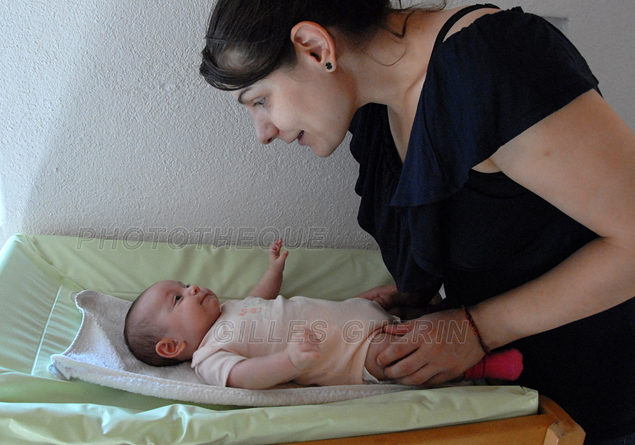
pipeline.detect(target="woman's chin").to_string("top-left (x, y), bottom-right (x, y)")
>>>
top-left (309, 141), bottom-right (340, 158)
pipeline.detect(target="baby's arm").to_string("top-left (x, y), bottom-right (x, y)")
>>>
top-left (226, 329), bottom-right (321, 389)
top-left (249, 239), bottom-right (289, 300)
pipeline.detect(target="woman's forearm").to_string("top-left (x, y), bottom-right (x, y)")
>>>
top-left (477, 91), bottom-right (635, 349)
top-left (471, 236), bottom-right (635, 350)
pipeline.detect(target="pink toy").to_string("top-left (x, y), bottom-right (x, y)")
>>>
top-left (464, 348), bottom-right (523, 381)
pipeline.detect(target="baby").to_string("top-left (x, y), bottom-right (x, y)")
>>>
top-left (124, 239), bottom-right (521, 389)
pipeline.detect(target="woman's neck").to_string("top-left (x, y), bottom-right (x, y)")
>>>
top-left (344, 11), bottom-right (434, 112)
top-left (345, 7), bottom-right (498, 159)
top-left (339, 11), bottom-right (438, 159)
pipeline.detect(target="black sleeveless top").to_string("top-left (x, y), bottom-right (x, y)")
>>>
top-left (349, 6), bottom-right (635, 440)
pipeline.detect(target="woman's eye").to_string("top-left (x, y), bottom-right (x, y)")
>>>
top-left (253, 98), bottom-right (265, 107)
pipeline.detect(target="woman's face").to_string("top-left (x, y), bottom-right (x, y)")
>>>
top-left (232, 61), bottom-right (357, 157)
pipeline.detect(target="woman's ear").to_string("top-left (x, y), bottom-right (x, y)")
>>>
top-left (290, 21), bottom-right (336, 71)
top-left (156, 337), bottom-right (187, 359)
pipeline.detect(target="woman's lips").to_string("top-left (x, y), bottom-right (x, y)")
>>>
top-left (297, 131), bottom-right (305, 145)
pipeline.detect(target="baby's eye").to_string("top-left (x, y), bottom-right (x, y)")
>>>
top-left (174, 295), bottom-right (183, 305)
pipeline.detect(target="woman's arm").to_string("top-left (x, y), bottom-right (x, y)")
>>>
top-left (355, 284), bottom-right (446, 318)
top-left (475, 89), bottom-right (635, 348)
top-left (379, 90), bottom-right (635, 386)
top-left (248, 239), bottom-right (289, 300)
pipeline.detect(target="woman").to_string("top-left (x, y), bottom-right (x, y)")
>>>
top-left (199, 1), bottom-right (635, 442)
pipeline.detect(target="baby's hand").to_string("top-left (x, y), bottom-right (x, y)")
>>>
top-left (269, 238), bottom-right (289, 273)
top-left (287, 328), bottom-right (321, 371)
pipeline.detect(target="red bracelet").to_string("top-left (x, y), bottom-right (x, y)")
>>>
top-left (462, 305), bottom-right (491, 354)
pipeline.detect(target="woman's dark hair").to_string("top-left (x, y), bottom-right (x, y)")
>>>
top-left (200, 0), bottom-right (447, 91)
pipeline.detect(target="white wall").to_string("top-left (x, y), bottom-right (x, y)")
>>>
top-left (1, 1), bottom-right (634, 250)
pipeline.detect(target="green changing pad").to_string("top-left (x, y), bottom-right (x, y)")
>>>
top-left (0, 234), bottom-right (538, 444)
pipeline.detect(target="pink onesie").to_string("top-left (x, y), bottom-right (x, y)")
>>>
top-left (192, 296), bottom-right (397, 386)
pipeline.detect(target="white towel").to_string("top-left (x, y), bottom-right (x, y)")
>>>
top-left (50, 290), bottom-right (415, 407)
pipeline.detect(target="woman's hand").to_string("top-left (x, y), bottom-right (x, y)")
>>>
top-left (355, 284), bottom-right (445, 319)
top-left (354, 284), bottom-right (400, 310)
top-left (378, 308), bottom-right (485, 387)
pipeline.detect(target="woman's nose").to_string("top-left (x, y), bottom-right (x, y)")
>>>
top-left (255, 118), bottom-right (279, 145)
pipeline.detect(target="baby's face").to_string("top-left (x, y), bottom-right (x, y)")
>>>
top-left (138, 280), bottom-right (221, 353)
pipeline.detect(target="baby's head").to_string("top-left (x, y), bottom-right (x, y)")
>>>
top-left (124, 280), bottom-right (221, 366)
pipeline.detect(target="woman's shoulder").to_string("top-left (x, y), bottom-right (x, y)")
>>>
top-left (394, 7), bottom-right (599, 207)
top-left (436, 7), bottom-right (576, 60)
top-left (434, 5), bottom-right (501, 44)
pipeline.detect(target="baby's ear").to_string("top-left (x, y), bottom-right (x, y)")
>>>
top-left (156, 337), bottom-right (187, 359)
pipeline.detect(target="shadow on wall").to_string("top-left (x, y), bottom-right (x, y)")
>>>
top-left (0, 1), bottom-right (98, 244)
top-left (0, 162), bottom-right (4, 228)
top-left (18, 2), bottom-right (211, 241)
top-left (15, 1), bottom-right (372, 250)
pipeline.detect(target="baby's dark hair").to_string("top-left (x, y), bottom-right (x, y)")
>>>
top-left (200, 0), bottom-right (447, 91)
top-left (123, 288), bottom-right (181, 367)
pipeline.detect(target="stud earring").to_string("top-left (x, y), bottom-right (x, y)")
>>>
top-left (325, 62), bottom-right (333, 71)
